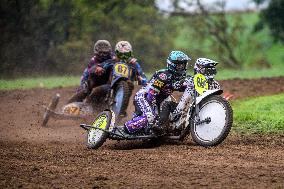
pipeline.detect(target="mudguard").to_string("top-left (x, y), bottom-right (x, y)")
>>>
top-left (111, 77), bottom-right (128, 88)
top-left (196, 89), bottom-right (223, 105)
top-left (105, 109), bottom-right (116, 132)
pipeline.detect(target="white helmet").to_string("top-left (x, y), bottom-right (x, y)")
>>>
top-left (194, 58), bottom-right (218, 79)
top-left (115, 41), bottom-right (132, 60)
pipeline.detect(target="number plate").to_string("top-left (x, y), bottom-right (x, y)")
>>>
top-left (92, 115), bottom-right (108, 129)
top-left (194, 73), bottom-right (208, 95)
top-left (114, 63), bottom-right (129, 77)
top-left (63, 105), bottom-right (81, 115)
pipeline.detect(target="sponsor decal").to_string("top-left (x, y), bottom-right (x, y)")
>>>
top-left (159, 73), bottom-right (167, 80)
top-left (153, 80), bottom-right (164, 88)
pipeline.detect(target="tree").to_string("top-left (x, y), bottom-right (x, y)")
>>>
top-left (0, 0), bottom-right (177, 77)
top-left (167, 0), bottom-right (268, 68)
top-left (261, 0), bottom-right (284, 43)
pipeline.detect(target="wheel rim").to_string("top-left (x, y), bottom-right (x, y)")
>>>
top-left (112, 86), bottom-right (124, 115)
top-left (88, 114), bottom-right (108, 144)
top-left (194, 100), bottom-right (227, 142)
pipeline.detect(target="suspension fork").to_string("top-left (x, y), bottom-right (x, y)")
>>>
top-left (193, 91), bottom-right (200, 122)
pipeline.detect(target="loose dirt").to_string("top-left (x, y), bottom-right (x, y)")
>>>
top-left (0, 77), bottom-right (284, 188)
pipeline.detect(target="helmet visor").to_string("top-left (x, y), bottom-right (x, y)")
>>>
top-left (96, 50), bottom-right (111, 58)
top-left (173, 60), bottom-right (188, 73)
top-left (204, 67), bottom-right (217, 76)
top-left (116, 51), bottom-right (132, 60)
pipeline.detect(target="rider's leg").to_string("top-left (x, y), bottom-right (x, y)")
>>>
top-left (67, 86), bottom-right (88, 103)
top-left (124, 92), bottom-right (155, 134)
top-left (160, 100), bottom-right (177, 125)
top-left (67, 69), bottom-right (90, 103)
top-left (85, 84), bottom-right (110, 103)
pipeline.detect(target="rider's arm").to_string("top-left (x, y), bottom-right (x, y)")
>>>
top-left (172, 74), bottom-right (188, 92)
top-left (209, 79), bottom-right (221, 90)
top-left (132, 61), bottom-right (148, 86)
top-left (102, 59), bottom-right (116, 71)
top-left (146, 72), bottom-right (165, 105)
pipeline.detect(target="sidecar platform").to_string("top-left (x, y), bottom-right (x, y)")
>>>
top-left (80, 124), bottom-right (158, 140)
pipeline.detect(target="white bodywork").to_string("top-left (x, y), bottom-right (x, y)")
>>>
top-left (170, 87), bottom-right (223, 130)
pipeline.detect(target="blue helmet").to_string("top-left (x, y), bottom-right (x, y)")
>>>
top-left (167, 51), bottom-right (191, 76)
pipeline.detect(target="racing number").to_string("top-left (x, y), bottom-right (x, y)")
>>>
top-left (114, 64), bottom-right (129, 77)
top-left (65, 106), bottom-right (80, 115)
top-left (92, 115), bottom-right (107, 129)
top-left (194, 73), bottom-right (208, 95)
top-left (197, 77), bottom-right (205, 88)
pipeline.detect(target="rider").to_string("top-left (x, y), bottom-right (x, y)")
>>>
top-left (98, 41), bottom-right (148, 116)
top-left (67, 40), bottom-right (115, 103)
top-left (113, 41), bottom-right (147, 85)
top-left (124, 51), bottom-right (221, 134)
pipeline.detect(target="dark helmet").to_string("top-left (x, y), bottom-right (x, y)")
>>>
top-left (94, 40), bottom-right (112, 61)
top-left (194, 58), bottom-right (218, 80)
top-left (167, 51), bottom-right (191, 77)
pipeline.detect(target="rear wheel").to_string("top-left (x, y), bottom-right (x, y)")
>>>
top-left (42, 93), bottom-right (60, 126)
top-left (111, 81), bottom-right (131, 119)
top-left (87, 111), bottom-right (112, 149)
top-left (191, 95), bottom-right (233, 147)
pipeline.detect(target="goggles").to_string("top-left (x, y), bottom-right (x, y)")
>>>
top-left (116, 51), bottom-right (132, 60)
top-left (96, 51), bottom-right (111, 58)
top-left (172, 60), bottom-right (188, 72)
top-left (202, 67), bottom-right (217, 76)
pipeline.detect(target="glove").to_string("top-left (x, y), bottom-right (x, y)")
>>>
top-left (138, 76), bottom-right (148, 86)
top-left (94, 66), bottom-right (105, 76)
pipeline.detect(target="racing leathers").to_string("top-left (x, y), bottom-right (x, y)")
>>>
top-left (102, 57), bottom-right (148, 86)
top-left (68, 56), bottom-right (147, 106)
top-left (124, 69), bottom-right (220, 134)
top-left (67, 55), bottom-right (115, 103)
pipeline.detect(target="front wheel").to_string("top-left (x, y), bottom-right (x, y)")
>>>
top-left (87, 111), bottom-right (112, 149)
top-left (191, 95), bottom-right (233, 147)
top-left (111, 81), bottom-right (131, 118)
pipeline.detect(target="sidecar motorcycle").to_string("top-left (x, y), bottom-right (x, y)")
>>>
top-left (80, 73), bottom-right (233, 149)
top-left (42, 60), bottom-right (142, 126)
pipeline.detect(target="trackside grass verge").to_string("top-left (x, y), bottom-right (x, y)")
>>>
top-left (232, 93), bottom-right (284, 134)
top-left (3, 68), bottom-right (284, 90)
top-left (0, 76), bottom-right (80, 90)
top-left (215, 66), bottom-right (284, 80)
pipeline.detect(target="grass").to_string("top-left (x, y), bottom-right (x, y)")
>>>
top-left (0, 76), bottom-right (80, 90)
top-left (232, 93), bottom-right (284, 134)
top-left (215, 65), bottom-right (284, 80)
top-left (1, 67), bottom-right (284, 90)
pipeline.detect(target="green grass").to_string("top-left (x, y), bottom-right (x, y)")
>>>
top-left (215, 65), bottom-right (284, 80)
top-left (0, 76), bottom-right (80, 90)
top-left (1, 67), bottom-right (284, 90)
top-left (232, 93), bottom-right (284, 134)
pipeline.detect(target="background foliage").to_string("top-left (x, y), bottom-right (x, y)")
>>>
top-left (0, 0), bottom-right (283, 78)
top-left (0, 0), bottom-right (176, 77)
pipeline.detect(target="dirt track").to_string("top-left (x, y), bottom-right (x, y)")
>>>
top-left (0, 77), bottom-right (284, 188)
